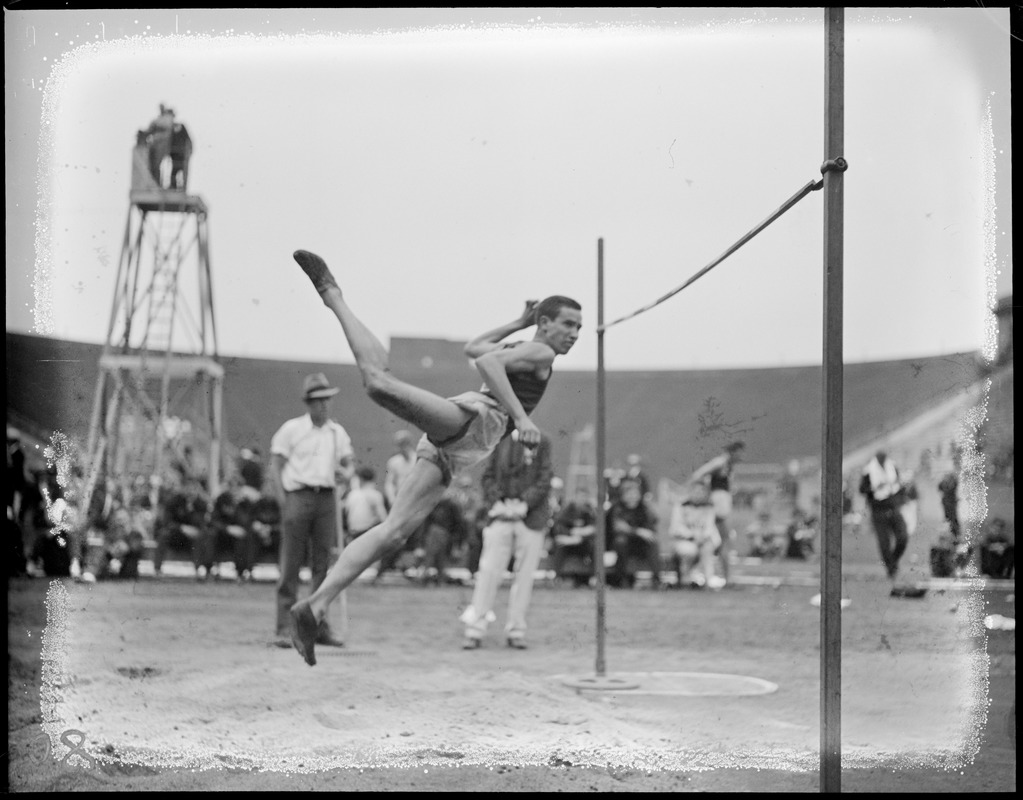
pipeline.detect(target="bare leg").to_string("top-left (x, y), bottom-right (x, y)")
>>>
top-left (289, 459), bottom-right (447, 665)
top-left (294, 250), bottom-right (469, 442)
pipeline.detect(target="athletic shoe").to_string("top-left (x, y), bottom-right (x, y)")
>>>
top-left (506, 637), bottom-right (527, 650)
top-left (293, 250), bottom-right (340, 296)
top-left (462, 637), bottom-right (482, 650)
top-left (289, 601), bottom-right (319, 666)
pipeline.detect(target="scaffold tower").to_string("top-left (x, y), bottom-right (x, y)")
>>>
top-left (83, 107), bottom-right (223, 513)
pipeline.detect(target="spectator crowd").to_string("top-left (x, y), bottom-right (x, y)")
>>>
top-left (8, 421), bottom-right (1012, 596)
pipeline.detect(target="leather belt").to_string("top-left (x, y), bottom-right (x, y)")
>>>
top-left (288, 485), bottom-right (334, 494)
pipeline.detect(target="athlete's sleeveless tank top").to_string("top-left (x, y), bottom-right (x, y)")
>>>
top-left (709, 462), bottom-right (732, 492)
top-left (479, 342), bottom-right (551, 433)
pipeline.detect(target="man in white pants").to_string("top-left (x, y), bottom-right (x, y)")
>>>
top-left (461, 430), bottom-right (553, 650)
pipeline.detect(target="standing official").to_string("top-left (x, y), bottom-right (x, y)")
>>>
top-left (461, 429), bottom-right (553, 650)
top-left (269, 373), bottom-right (354, 648)
top-left (859, 449), bottom-right (909, 585)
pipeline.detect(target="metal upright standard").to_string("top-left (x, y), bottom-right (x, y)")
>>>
top-left (82, 120), bottom-right (222, 517)
top-left (562, 238), bottom-right (639, 693)
top-left (820, 7), bottom-right (846, 794)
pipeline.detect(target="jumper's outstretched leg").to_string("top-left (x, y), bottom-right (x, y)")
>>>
top-left (289, 458), bottom-right (447, 666)
top-left (292, 250), bottom-right (468, 442)
top-left (294, 249), bottom-right (391, 378)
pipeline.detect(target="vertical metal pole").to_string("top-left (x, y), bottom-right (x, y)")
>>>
top-left (595, 238), bottom-right (608, 678)
top-left (820, 7), bottom-right (845, 793)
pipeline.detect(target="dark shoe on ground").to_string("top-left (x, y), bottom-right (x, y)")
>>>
top-left (316, 631), bottom-right (345, 648)
top-left (891, 585), bottom-right (927, 599)
top-left (290, 601), bottom-right (319, 666)
top-left (462, 637), bottom-right (482, 650)
top-left (506, 637), bottom-right (527, 650)
top-left (269, 635), bottom-right (293, 649)
top-left (293, 250), bottom-right (340, 296)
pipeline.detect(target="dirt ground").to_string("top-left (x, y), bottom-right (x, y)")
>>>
top-left (6, 542), bottom-right (1016, 793)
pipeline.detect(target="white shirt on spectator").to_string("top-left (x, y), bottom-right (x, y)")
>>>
top-left (270, 414), bottom-right (353, 492)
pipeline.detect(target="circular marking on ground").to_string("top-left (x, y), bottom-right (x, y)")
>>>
top-left (560, 674), bottom-right (641, 691)
top-left (115, 666), bottom-right (163, 679)
top-left (318, 649), bottom-right (378, 657)
top-left (554, 671), bottom-right (778, 696)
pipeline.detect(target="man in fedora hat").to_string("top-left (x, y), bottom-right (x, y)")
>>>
top-left (268, 372), bottom-right (355, 648)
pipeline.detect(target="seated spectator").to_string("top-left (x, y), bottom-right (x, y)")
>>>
top-left (343, 466), bottom-right (388, 546)
top-left (251, 492), bottom-right (282, 562)
top-left (415, 490), bottom-right (469, 585)
top-left (979, 518), bottom-right (1014, 579)
top-left (154, 480), bottom-right (211, 579)
top-left (605, 478), bottom-right (661, 589)
top-left (668, 483), bottom-right (724, 589)
top-left (210, 479), bottom-right (262, 581)
top-left (785, 509), bottom-right (818, 560)
top-left (82, 505), bottom-right (145, 581)
top-left (745, 509), bottom-right (785, 560)
top-left (238, 447), bottom-right (265, 492)
top-left (624, 453), bottom-right (653, 503)
top-left (18, 469), bottom-right (52, 576)
top-left (550, 484), bottom-right (597, 587)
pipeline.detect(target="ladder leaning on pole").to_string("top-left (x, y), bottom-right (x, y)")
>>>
top-left (565, 424), bottom-right (598, 502)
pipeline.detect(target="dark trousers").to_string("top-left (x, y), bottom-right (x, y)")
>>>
top-left (871, 505), bottom-right (909, 579)
top-left (466, 527), bottom-right (483, 575)
top-left (552, 540), bottom-right (593, 585)
top-left (421, 523), bottom-right (451, 576)
top-left (942, 502), bottom-right (961, 540)
top-left (609, 533), bottom-right (661, 587)
top-left (276, 490), bottom-right (336, 636)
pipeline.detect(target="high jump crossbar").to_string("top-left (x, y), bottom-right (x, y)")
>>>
top-left (597, 162), bottom-right (844, 336)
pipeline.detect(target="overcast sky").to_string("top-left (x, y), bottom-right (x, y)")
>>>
top-left (5, 7), bottom-right (1013, 371)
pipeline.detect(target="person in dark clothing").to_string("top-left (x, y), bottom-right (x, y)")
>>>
top-left (938, 472), bottom-right (961, 541)
top-left (154, 482), bottom-right (211, 579)
top-left (859, 450), bottom-right (910, 586)
top-left (550, 484), bottom-right (597, 587)
top-left (238, 448), bottom-right (266, 492)
top-left (416, 493), bottom-right (469, 585)
top-left (605, 478), bottom-right (661, 589)
top-left (210, 481), bottom-right (262, 581)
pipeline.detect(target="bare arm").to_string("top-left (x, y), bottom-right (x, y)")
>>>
top-left (688, 454), bottom-right (726, 485)
top-left (270, 453), bottom-right (288, 506)
top-left (463, 301), bottom-right (539, 360)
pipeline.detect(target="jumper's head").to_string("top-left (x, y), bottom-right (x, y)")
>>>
top-left (535, 295), bottom-right (582, 355)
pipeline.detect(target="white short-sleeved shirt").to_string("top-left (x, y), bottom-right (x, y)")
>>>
top-left (270, 414), bottom-right (353, 492)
